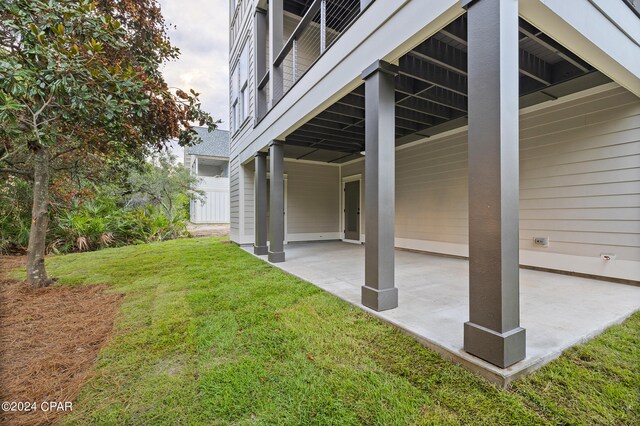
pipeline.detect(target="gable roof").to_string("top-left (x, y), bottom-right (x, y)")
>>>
top-left (185, 127), bottom-right (230, 158)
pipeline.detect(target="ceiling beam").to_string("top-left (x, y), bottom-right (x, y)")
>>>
top-left (286, 135), bottom-right (361, 151)
top-left (409, 38), bottom-right (467, 75)
top-left (398, 55), bottom-right (467, 96)
top-left (519, 49), bottom-right (552, 85)
top-left (336, 93), bottom-right (440, 127)
top-left (395, 94), bottom-right (453, 120)
top-left (518, 20), bottom-right (591, 72)
top-left (294, 127), bottom-right (364, 143)
top-left (395, 77), bottom-right (468, 112)
top-left (412, 33), bottom-right (553, 86)
top-left (349, 88), bottom-right (453, 120)
top-left (305, 119), bottom-right (365, 136)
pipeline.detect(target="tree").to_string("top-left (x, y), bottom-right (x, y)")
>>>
top-left (127, 152), bottom-right (204, 221)
top-left (0, 0), bottom-right (217, 287)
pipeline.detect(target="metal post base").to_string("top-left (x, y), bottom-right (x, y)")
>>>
top-left (361, 285), bottom-right (398, 312)
top-left (268, 251), bottom-right (285, 263)
top-left (464, 322), bottom-right (526, 368)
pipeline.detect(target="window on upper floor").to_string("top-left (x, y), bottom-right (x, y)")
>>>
top-left (231, 42), bottom-right (249, 133)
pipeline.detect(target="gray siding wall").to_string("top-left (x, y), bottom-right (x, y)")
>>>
top-left (285, 162), bottom-right (340, 236)
top-left (519, 87), bottom-right (639, 261)
top-left (390, 86), bottom-right (639, 261)
top-left (230, 0), bottom-right (257, 156)
top-left (234, 160), bottom-right (339, 243)
top-left (229, 157), bottom-right (241, 241)
top-left (338, 86), bottom-right (639, 279)
top-left (244, 165), bottom-right (255, 238)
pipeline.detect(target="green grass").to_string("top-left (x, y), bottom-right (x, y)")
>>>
top-left (34, 238), bottom-right (639, 425)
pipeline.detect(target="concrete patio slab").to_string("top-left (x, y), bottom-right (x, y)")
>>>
top-left (242, 241), bottom-right (640, 386)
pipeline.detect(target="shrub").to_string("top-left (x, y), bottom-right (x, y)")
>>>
top-left (0, 153), bottom-right (196, 255)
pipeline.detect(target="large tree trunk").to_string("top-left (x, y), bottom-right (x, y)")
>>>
top-left (26, 146), bottom-right (52, 288)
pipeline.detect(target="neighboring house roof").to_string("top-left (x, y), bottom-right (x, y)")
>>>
top-left (186, 128), bottom-right (230, 158)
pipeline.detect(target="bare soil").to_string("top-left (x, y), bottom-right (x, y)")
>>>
top-left (187, 223), bottom-right (230, 238)
top-left (0, 256), bottom-right (122, 426)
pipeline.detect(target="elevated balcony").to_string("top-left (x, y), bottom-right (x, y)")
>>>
top-left (255, 0), bottom-right (370, 122)
top-left (235, 0), bottom-right (639, 165)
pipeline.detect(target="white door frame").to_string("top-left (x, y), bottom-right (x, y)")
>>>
top-left (341, 174), bottom-right (362, 244)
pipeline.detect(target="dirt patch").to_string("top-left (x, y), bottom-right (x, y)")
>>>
top-left (187, 223), bottom-right (230, 238)
top-left (0, 256), bottom-right (122, 426)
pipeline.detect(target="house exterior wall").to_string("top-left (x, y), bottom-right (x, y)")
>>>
top-left (229, 0), bottom-right (640, 281)
top-left (233, 158), bottom-right (340, 244)
top-left (229, 0), bottom-right (258, 155)
top-left (230, 157), bottom-right (242, 241)
top-left (285, 161), bottom-right (340, 241)
top-left (231, 0), bottom-right (462, 166)
top-left (197, 163), bottom-right (227, 177)
top-left (334, 85), bottom-right (640, 281)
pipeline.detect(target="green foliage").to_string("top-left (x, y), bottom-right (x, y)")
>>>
top-left (0, 154), bottom-right (196, 254)
top-left (50, 199), bottom-right (189, 254)
top-left (0, 177), bottom-right (32, 253)
top-left (29, 238), bottom-right (639, 425)
top-left (127, 152), bottom-right (204, 221)
top-left (0, 0), bottom-right (218, 283)
top-left (0, 0), bottom-right (217, 167)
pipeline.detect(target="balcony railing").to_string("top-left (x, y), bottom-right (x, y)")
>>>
top-left (255, 0), bottom-right (370, 122)
top-left (622, 0), bottom-right (640, 16)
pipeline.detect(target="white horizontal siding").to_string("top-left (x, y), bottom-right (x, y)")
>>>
top-left (337, 86), bottom-right (640, 279)
top-left (518, 88), bottom-right (640, 265)
top-left (284, 162), bottom-right (340, 235)
top-left (229, 158), bottom-right (241, 241)
top-left (244, 166), bottom-right (255, 237)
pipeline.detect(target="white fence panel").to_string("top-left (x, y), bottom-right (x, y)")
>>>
top-left (191, 177), bottom-right (230, 223)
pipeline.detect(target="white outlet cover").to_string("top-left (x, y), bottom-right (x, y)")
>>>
top-left (534, 237), bottom-right (549, 247)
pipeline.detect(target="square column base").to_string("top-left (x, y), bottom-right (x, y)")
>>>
top-left (268, 251), bottom-right (285, 263)
top-left (464, 322), bottom-right (526, 368)
top-left (361, 285), bottom-right (398, 312)
top-left (254, 245), bottom-right (268, 255)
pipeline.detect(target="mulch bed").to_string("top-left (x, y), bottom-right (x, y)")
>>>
top-left (0, 256), bottom-right (122, 426)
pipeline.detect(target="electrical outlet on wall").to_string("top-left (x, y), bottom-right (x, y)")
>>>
top-left (534, 237), bottom-right (549, 248)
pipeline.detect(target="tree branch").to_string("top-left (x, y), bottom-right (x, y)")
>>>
top-left (0, 167), bottom-right (33, 179)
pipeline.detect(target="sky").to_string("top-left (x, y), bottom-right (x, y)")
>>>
top-left (158, 0), bottom-right (230, 159)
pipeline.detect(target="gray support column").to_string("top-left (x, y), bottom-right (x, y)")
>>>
top-left (254, 7), bottom-right (267, 120)
top-left (254, 152), bottom-right (268, 255)
top-left (462, 0), bottom-right (526, 368)
top-left (361, 60), bottom-right (398, 312)
top-left (268, 141), bottom-right (285, 263)
top-left (269, 0), bottom-right (284, 106)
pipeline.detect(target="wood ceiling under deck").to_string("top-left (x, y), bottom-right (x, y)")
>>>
top-left (284, 14), bottom-right (611, 164)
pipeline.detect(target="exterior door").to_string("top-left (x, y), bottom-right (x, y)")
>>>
top-left (344, 180), bottom-right (360, 241)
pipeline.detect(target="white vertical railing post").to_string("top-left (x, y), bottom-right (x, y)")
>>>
top-left (269, 0), bottom-right (284, 105)
top-left (320, 0), bottom-right (327, 53)
top-left (293, 38), bottom-right (298, 81)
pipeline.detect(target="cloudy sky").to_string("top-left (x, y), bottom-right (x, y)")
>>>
top-left (159, 0), bottom-right (230, 131)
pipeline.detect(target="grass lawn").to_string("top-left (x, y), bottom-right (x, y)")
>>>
top-left (35, 237), bottom-right (639, 424)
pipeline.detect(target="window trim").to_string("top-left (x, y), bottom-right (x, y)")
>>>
top-left (231, 40), bottom-right (250, 135)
